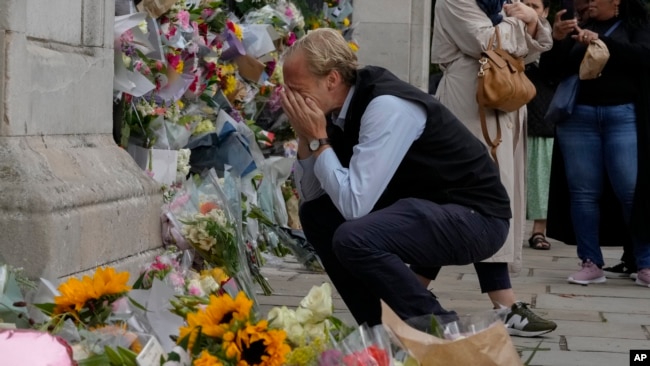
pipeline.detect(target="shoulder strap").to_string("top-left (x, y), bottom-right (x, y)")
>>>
top-left (604, 20), bottom-right (622, 37)
top-left (478, 105), bottom-right (502, 168)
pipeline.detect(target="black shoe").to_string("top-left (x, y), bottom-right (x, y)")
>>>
top-left (603, 262), bottom-right (637, 278)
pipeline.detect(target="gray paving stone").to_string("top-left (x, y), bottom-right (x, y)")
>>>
top-left (551, 320), bottom-right (646, 339)
top-left (564, 336), bottom-right (650, 354)
top-left (602, 312), bottom-right (650, 325)
top-left (532, 308), bottom-right (603, 322)
top-left (520, 350), bottom-right (628, 366)
top-left (537, 294), bottom-right (650, 315)
top-left (549, 283), bottom-right (650, 299)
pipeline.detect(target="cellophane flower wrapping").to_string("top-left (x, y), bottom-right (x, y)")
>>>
top-left (320, 324), bottom-right (394, 366)
top-left (167, 168), bottom-right (259, 304)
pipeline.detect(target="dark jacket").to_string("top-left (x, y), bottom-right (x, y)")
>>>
top-left (542, 21), bottom-right (650, 243)
top-left (524, 63), bottom-right (556, 137)
top-left (329, 66), bottom-right (511, 219)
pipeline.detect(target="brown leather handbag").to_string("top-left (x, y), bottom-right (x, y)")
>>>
top-left (476, 28), bottom-right (536, 166)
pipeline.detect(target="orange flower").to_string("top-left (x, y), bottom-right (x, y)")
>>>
top-left (54, 267), bottom-right (130, 314)
top-left (178, 292), bottom-right (253, 350)
top-left (200, 201), bottom-right (219, 214)
top-left (193, 350), bottom-right (224, 366)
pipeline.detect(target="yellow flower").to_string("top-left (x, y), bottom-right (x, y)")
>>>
top-left (194, 350), bottom-right (223, 366)
top-left (232, 23), bottom-right (243, 40)
top-left (235, 320), bottom-right (290, 366)
top-left (176, 60), bottom-right (184, 74)
top-left (54, 267), bottom-right (130, 314)
top-left (222, 74), bottom-right (237, 97)
top-left (178, 292), bottom-right (253, 350)
top-left (201, 267), bottom-right (229, 284)
top-left (343, 17), bottom-right (350, 27)
top-left (348, 42), bottom-right (359, 52)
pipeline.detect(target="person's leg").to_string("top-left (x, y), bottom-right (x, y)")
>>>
top-left (474, 262), bottom-right (557, 336)
top-left (411, 266), bottom-right (441, 288)
top-left (600, 104), bottom-right (650, 285)
top-left (299, 195), bottom-right (382, 325)
top-left (333, 198), bottom-right (508, 324)
top-left (527, 137), bottom-right (553, 249)
top-left (556, 105), bottom-right (606, 282)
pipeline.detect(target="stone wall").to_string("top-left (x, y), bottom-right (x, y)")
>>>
top-left (0, 0), bottom-right (162, 279)
top-left (354, 0), bottom-right (431, 91)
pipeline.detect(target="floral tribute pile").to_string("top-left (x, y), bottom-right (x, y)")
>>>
top-left (1, 255), bottom-right (422, 365)
top-left (115, 0), bottom-right (355, 299)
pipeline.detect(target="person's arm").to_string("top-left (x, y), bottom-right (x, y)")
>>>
top-left (436, 0), bottom-right (550, 60)
top-left (313, 95), bottom-right (426, 220)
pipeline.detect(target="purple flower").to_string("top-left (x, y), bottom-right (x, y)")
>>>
top-left (319, 349), bottom-right (343, 366)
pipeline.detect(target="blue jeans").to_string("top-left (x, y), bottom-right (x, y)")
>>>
top-left (556, 103), bottom-right (650, 269)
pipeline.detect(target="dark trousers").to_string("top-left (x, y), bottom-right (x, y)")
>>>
top-left (410, 262), bottom-right (512, 293)
top-left (299, 195), bottom-right (509, 325)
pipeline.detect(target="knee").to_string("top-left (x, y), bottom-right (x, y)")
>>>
top-left (331, 222), bottom-right (360, 256)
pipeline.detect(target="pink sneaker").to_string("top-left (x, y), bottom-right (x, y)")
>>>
top-left (636, 268), bottom-right (650, 288)
top-left (568, 261), bottom-right (606, 285)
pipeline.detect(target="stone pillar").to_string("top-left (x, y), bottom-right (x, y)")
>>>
top-left (0, 0), bottom-right (162, 278)
top-left (353, 0), bottom-right (432, 91)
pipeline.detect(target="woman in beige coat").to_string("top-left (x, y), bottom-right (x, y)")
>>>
top-left (413, 0), bottom-right (555, 337)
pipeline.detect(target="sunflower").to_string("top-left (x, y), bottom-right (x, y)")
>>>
top-left (193, 350), bottom-right (224, 366)
top-left (234, 320), bottom-right (290, 366)
top-left (54, 267), bottom-right (130, 314)
top-left (179, 292), bottom-right (254, 350)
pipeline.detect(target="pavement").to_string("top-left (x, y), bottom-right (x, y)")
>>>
top-left (256, 221), bottom-right (650, 366)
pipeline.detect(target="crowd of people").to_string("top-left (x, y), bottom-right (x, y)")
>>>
top-left (276, 0), bottom-right (650, 341)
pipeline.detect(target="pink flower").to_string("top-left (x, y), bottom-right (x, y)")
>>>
top-left (177, 10), bottom-right (191, 30)
top-left (285, 7), bottom-right (294, 17)
top-left (286, 32), bottom-right (297, 46)
top-left (201, 8), bottom-right (215, 20)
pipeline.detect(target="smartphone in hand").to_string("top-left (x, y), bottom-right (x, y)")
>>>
top-left (560, 0), bottom-right (575, 20)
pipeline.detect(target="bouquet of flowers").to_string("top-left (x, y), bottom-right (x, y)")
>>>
top-left (31, 267), bottom-right (148, 365)
top-left (267, 283), bottom-right (353, 366)
top-left (167, 290), bottom-right (291, 365)
top-left (34, 267), bottom-right (132, 329)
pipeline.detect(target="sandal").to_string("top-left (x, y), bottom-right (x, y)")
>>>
top-left (528, 232), bottom-right (551, 250)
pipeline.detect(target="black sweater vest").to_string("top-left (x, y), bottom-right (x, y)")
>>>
top-left (329, 66), bottom-right (511, 219)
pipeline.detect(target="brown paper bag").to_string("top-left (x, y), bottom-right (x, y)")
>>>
top-left (139, 0), bottom-right (177, 18)
top-left (579, 39), bottom-right (610, 80)
top-left (381, 301), bottom-right (523, 366)
top-left (234, 55), bottom-right (266, 83)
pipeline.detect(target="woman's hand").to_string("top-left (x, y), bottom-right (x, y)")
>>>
top-left (280, 86), bottom-right (328, 142)
top-left (504, 1), bottom-right (538, 25)
top-left (504, 2), bottom-right (538, 36)
top-left (552, 10), bottom-right (578, 40)
top-left (572, 26), bottom-right (599, 45)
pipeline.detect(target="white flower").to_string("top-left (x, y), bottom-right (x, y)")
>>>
top-left (199, 274), bottom-right (220, 294)
top-left (267, 306), bottom-right (304, 344)
top-left (295, 306), bottom-right (315, 324)
top-left (303, 322), bottom-right (326, 341)
top-left (299, 283), bottom-right (333, 322)
top-left (268, 306), bottom-right (297, 328)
